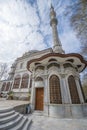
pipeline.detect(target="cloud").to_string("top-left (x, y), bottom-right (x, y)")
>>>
top-left (60, 31), bottom-right (81, 53)
top-left (0, 0), bottom-right (81, 66)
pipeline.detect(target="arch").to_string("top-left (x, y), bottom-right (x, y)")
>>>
top-left (48, 58), bottom-right (57, 62)
top-left (13, 75), bottom-right (21, 89)
top-left (35, 62), bottom-right (41, 66)
top-left (1, 82), bottom-right (6, 91)
top-left (21, 73), bottom-right (29, 88)
top-left (63, 63), bottom-right (73, 68)
top-left (68, 75), bottom-right (80, 104)
top-left (47, 63), bottom-right (60, 69)
top-left (5, 82), bottom-right (10, 91)
top-left (49, 75), bottom-right (62, 104)
top-left (66, 59), bottom-right (74, 63)
top-left (35, 65), bottom-right (44, 71)
top-left (35, 77), bottom-right (43, 81)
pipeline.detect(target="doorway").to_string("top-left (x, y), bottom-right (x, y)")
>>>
top-left (35, 88), bottom-right (44, 111)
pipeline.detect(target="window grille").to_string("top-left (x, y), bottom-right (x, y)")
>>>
top-left (13, 75), bottom-right (21, 89)
top-left (49, 75), bottom-right (62, 104)
top-left (68, 75), bottom-right (80, 104)
top-left (1, 82), bottom-right (6, 91)
top-left (5, 82), bottom-right (10, 91)
top-left (21, 74), bottom-right (29, 88)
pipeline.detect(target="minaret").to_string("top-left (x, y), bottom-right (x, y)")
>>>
top-left (50, 5), bottom-right (64, 53)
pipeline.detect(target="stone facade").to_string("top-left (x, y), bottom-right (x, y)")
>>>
top-left (0, 49), bottom-right (53, 99)
top-left (27, 6), bottom-right (87, 118)
top-left (0, 5), bottom-right (87, 118)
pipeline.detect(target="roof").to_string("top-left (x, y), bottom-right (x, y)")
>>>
top-left (27, 52), bottom-right (87, 73)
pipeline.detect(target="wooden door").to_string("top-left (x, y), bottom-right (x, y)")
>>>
top-left (35, 88), bottom-right (44, 111)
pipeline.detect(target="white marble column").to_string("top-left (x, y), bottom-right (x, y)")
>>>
top-left (4, 82), bottom-right (7, 91)
top-left (18, 75), bottom-right (22, 97)
top-left (60, 74), bottom-right (71, 104)
top-left (43, 74), bottom-right (49, 115)
top-left (11, 77), bottom-right (15, 90)
top-left (27, 74), bottom-right (30, 89)
top-left (19, 75), bottom-right (22, 89)
top-left (30, 77), bottom-right (35, 111)
top-left (65, 77), bottom-right (72, 104)
top-left (75, 76), bottom-right (84, 103)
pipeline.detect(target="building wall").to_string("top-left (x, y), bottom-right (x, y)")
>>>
top-left (30, 58), bottom-right (85, 118)
top-left (0, 48), bottom-right (52, 98)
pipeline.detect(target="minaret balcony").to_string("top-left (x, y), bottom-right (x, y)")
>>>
top-left (50, 18), bottom-right (57, 26)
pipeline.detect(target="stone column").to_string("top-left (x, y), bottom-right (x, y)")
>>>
top-left (65, 77), bottom-right (72, 104)
top-left (27, 74), bottom-right (30, 89)
top-left (30, 77), bottom-right (35, 111)
top-left (11, 78), bottom-right (15, 90)
top-left (19, 75), bottom-right (22, 89)
top-left (18, 75), bottom-right (22, 97)
top-left (60, 74), bottom-right (71, 104)
top-left (43, 74), bottom-right (49, 116)
top-left (75, 76), bottom-right (84, 103)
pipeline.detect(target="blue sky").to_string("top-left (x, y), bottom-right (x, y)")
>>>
top-left (0, 0), bottom-right (81, 65)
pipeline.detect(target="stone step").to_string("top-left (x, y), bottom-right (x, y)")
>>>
top-left (9, 117), bottom-right (27, 130)
top-left (0, 107), bottom-right (13, 113)
top-left (33, 111), bottom-right (44, 116)
top-left (0, 114), bottom-right (23, 130)
top-left (0, 108), bottom-right (32, 130)
top-left (0, 110), bottom-right (15, 118)
top-left (0, 112), bottom-right (19, 124)
top-left (21, 119), bottom-right (32, 130)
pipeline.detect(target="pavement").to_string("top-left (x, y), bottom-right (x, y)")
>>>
top-left (0, 98), bottom-right (87, 130)
top-left (28, 114), bottom-right (87, 130)
top-left (0, 98), bottom-right (29, 109)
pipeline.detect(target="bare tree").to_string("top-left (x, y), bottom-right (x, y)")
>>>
top-left (0, 63), bottom-right (9, 80)
top-left (66, 0), bottom-right (87, 57)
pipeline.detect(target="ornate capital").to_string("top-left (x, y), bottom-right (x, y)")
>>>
top-left (42, 74), bottom-right (49, 79)
top-left (60, 73), bottom-right (66, 78)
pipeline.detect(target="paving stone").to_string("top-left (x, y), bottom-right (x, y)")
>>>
top-left (28, 114), bottom-right (87, 130)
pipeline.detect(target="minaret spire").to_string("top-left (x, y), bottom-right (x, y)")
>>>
top-left (50, 4), bottom-right (64, 53)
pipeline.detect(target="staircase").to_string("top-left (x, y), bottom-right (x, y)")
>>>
top-left (0, 107), bottom-right (32, 130)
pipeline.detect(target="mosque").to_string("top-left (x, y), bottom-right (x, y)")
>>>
top-left (0, 5), bottom-right (87, 118)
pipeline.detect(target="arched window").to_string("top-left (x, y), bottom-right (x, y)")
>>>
top-left (5, 82), bottom-right (10, 91)
top-left (13, 75), bottom-right (21, 89)
top-left (1, 82), bottom-right (6, 91)
top-left (21, 74), bottom-right (29, 88)
top-left (49, 75), bottom-right (62, 104)
top-left (68, 75), bottom-right (80, 104)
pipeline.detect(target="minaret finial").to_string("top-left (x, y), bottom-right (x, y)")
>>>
top-left (50, 5), bottom-right (64, 53)
top-left (51, 3), bottom-right (54, 9)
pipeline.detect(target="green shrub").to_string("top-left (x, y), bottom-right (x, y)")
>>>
top-left (8, 91), bottom-right (14, 100)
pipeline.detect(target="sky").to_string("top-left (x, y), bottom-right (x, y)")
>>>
top-left (0, 0), bottom-right (81, 66)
